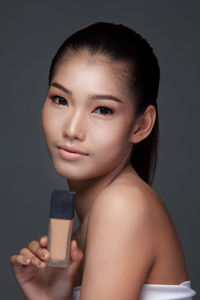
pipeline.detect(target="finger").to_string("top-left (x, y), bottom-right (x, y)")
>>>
top-left (20, 247), bottom-right (35, 259)
top-left (39, 235), bottom-right (48, 247)
top-left (28, 241), bottom-right (49, 262)
top-left (10, 254), bottom-right (31, 267)
top-left (20, 248), bottom-right (46, 268)
top-left (67, 240), bottom-right (84, 275)
top-left (70, 240), bottom-right (84, 262)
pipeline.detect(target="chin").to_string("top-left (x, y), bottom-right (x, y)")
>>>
top-left (52, 163), bottom-right (93, 181)
top-left (51, 154), bottom-right (120, 182)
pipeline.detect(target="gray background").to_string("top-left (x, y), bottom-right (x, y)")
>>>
top-left (0, 1), bottom-right (199, 299)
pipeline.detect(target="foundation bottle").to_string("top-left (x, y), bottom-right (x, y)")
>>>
top-left (47, 190), bottom-right (75, 268)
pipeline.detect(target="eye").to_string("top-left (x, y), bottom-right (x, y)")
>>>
top-left (94, 106), bottom-right (113, 115)
top-left (51, 95), bottom-right (68, 106)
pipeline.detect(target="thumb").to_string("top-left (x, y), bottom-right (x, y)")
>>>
top-left (67, 240), bottom-right (84, 274)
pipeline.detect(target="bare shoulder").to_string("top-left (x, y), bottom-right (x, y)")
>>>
top-left (81, 178), bottom-right (159, 298)
top-left (86, 177), bottom-right (162, 258)
top-left (89, 175), bottom-right (167, 229)
top-left (85, 177), bottom-right (188, 285)
top-left (100, 177), bottom-right (181, 241)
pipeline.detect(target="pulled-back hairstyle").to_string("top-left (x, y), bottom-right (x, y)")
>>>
top-left (48, 22), bottom-right (160, 186)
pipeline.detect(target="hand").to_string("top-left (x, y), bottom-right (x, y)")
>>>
top-left (10, 236), bottom-right (84, 300)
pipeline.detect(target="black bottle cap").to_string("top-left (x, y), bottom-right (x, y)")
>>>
top-left (49, 190), bottom-right (75, 220)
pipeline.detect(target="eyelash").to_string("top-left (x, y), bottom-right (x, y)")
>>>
top-left (50, 95), bottom-right (114, 115)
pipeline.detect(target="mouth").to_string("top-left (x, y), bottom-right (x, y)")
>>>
top-left (57, 145), bottom-right (88, 160)
top-left (57, 145), bottom-right (88, 155)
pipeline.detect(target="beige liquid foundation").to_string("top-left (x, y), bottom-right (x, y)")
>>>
top-left (47, 190), bottom-right (75, 268)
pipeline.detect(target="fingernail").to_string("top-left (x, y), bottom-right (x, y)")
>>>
top-left (33, 258), bottom-right (41, 266)
top-left (23, 257), bottom-right (28, 264)
top-left (37, 259), bottom-right (41, 266)
top-left (41, 250), bottom-right (48, 259)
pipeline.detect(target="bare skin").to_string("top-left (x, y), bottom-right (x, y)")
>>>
top-left (11, 49), bottom-right (188, 299)
top-left (72, 164), bottom-right (188, 292)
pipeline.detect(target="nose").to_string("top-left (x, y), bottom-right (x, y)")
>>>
top-left (63, 110), bottom-right (85, 141)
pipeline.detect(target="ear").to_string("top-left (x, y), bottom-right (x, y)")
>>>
top-left (130, 105), bottom-right (156, 144)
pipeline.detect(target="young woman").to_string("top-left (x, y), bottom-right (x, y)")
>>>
top-left (10, 22), bottom-right (196, 300)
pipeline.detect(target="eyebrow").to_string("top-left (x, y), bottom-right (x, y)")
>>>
top-left (50, 82), bottom-right (123, 104)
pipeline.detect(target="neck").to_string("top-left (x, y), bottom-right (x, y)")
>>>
top-left (67, 161), bottom-right (132, 224)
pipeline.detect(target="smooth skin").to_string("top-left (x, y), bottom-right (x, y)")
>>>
top-left (11, 49), bottom-right (188, 300)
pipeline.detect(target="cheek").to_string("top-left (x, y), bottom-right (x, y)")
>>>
top-left (41, 102), bottom-right (49, 132)
top-left (89, 121), bottom-right (131, 156)
top-left (42, 103), bottom-right (58, 139)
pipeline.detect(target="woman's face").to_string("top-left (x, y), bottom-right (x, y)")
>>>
top-left (42, 50), bottom-right (137, 181)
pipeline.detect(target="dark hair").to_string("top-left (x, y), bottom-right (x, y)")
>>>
top-left (48, 22), bottom-right (160, 186)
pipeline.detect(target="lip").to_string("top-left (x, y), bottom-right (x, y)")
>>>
top-left (57, 145), bottom-right (88, 160)
top-left (57, 145), bottom-right (88, 155)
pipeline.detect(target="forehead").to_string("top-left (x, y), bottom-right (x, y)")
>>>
top-left (54, 49), bottom-right (132, 100)
top-left (61, 48), bottom-right (127, 72)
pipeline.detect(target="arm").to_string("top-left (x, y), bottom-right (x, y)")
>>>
top-left (80, 187), bottom-right (156, 300)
